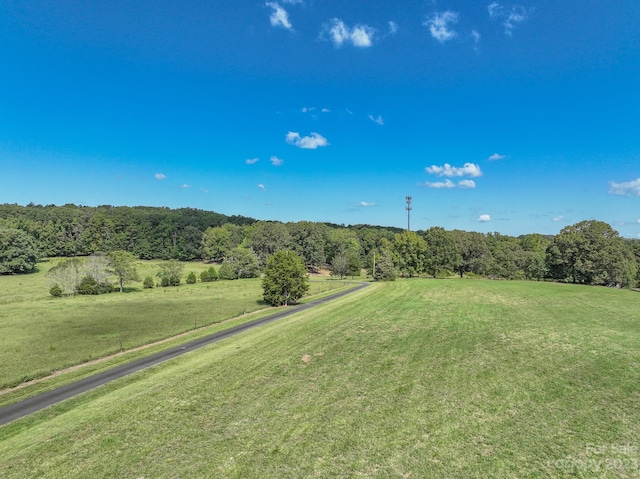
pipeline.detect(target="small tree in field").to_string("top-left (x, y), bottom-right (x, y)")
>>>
top-left (185, 271), bottom-right (197, 284)
top-left (262, 250), bottom-right (309, 306)
top-left (107, 251), bottom-right (140, 292)
top-left (157, 260), bottom-right (184, 287)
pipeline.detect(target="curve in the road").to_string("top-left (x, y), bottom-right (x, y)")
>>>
top-left (0, 282), bottom-right (369, 427)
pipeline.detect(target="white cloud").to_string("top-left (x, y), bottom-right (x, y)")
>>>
top-left (425, 11), bottom-right (458, 43)
top-left (609, 178), bottom-right (640, 196)
top-left (266, 2), bottom-right (292, 30)
top-left (425, 179), bottom-right (476, 189)
top-left (426, 179), bottom-right (456, 189)
top-left (321, 108), bottom-right (331, 113)
top-left (388, 21), bottom-right (399, 34)
top-left (181, 184), bottom-right (191, 189)
top-left (368, 114), bottom-right (384, 125)
top-left (488, 2), bottom-right (531, 36)
top-left (458, 179), bottom-right (476, 189)
top-left (201, 188), bottom-right (209, 194)
top-left (154, 173), bottom-right (166, 180)
top-left (302, 106), bottom-right (315, 113)
top-left (323, 18), bottom-right (375, 47)
top-left (426, 162), bottom-right (482, 177)
top-left (471, 29), bottom-right (481, 52)
top-left (270, 156), bottom-right (284, 166)
top-left (246, 157), bottom-right (260, 165)
top-left (258, 184), bottom-right (266, 191)
top-left (478, 214), bottom-right (491, 222)
top-left (553, 215), bottom-right (566, 222)
top-left (488, 153), bottom-right (506, 161)
top-left (286, 131), bottom-right (329, 149)
top-left (360, 201), bottom-right (376, 207)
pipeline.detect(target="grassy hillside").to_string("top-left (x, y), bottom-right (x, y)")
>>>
top-left (0, 259), bottom-right (348, 389)
top-left (1, 279), bottom-right (639, 478)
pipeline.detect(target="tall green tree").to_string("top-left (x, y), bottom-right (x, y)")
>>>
top-left (107, 251), bottom-right (140, 292)
top-left (218, 247), bottom-right (261, 280)
top-left (423, 227), bottom-right (460, 278)
top-left (0, 228), bottom-right (40, 274)
top-left (201, 226), bottom-right (232, 262)
top-left (249, 221), bottom-right (292, 265)
top-left (287, 221), bottom-right (327, 271)
top-left (546, 220), bottom-right (636, 286)
top-left (262, 251), bottom-right (309, 306)
top-left (393, 231), bottom-right (426, 277)
top-left (451, 230), bottom-right (491, 278)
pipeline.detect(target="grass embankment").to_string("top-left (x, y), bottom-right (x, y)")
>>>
top-left (0, 259), bottom-right (352, 390)
top-left (1, 279), bottom-right (639, 478)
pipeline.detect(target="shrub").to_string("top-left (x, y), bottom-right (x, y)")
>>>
top-left (186, 271), bottom-right (197, 284)
top-left (49, 284), bottom-right (63, 297)
top-left (143, 276), bottom-right (155, 289)
top-left (76, 275), bottom-right (112, 295)
top-left (200, 266), bottom-right (218, 282)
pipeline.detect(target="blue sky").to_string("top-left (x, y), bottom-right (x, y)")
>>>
top-left (1, 0), bottom-right (639, 237)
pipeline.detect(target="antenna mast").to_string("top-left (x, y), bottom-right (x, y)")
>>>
top-left (405, 196), bottom-right (412, 231)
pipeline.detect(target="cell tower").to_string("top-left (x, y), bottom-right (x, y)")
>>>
top-left (405, 196), bottom-right (412, 231)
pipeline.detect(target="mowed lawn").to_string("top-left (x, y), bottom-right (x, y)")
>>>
top-left (1, 279), bottom-right (640, 478)
top-left (0, 260), bottom-right (346, 389)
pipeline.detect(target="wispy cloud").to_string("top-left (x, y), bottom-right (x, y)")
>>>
top-left (258, 184), bottom-right (266, 191)
top-left (359, 201), bottom-right (376, 207)
top-left (471, 29), bottom-right (481, 52)
top-left (286, 131), bottom-right (329, 149)
top-left (609, 178), bottom-right (640, 196)
top-left (388, 21), bottom-right (399, 34)
top-left (425, 180), bottom-right (456, 189)
top-left (425, 179), bottom-right (475, 189)
top-left (322, 18), bottom-right (376, 47)
top-left (425, 11), bottom-right (458, 43)
top-left (426, 163), bottom-right (482, 177)
top-left (488, 2), bottom-right (531, 36)
top-left (246, 157), bottom-right (260, 165)
top-left (478, 214), bottom-right (491, 222)
top-left (368, 114), bottom-right (384, 125)
top-left (201, 188), bottom-right (209, 194)
top-left (266, 2), bottom-right (292, 30)
top-left (553, 215), bottom-right (566, 222)
top-left (181, 184), bottom-right (191, 189)
top-left (488, 153), bottom-right (506, 161)
top-left (154, 173), bottom-right (166, 180)
top-left (270, 156), bottom-right (284, 166)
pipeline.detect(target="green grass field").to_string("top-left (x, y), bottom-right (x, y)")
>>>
top-left (0, 259), bottom-right (351, 389)
top-left (1, 279), bottom-right (639, 478)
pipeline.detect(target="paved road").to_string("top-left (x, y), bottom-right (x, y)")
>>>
top-left (0, 282), bottom-right (368, 427)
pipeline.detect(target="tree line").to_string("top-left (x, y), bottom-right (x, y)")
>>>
top-left (1, 203), bottom-right (638, 287)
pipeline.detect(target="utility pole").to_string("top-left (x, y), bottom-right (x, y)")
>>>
top-left (405, 196), bottom-right (412, 231)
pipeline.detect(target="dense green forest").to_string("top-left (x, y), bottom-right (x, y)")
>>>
top-left (1, 203), bottom-right (638, 287)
